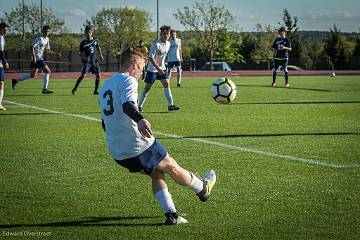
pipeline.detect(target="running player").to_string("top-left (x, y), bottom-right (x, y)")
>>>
top-left (167, 29), bottom-right (183, 87)
top-left (138, 25), bottom-right (180, 111)
top-left (98, 46), bottom-right (216, 225)
top-left (272, 26), bottom-right (292, 87)
top-left (137, 39), bottom-right (148, 80)
top-left (0, 22), bottom-right (9, 110)
top-left (12, 25), bottom-right (60, 94)
top-left (72, 26), bottom-right (104, 95)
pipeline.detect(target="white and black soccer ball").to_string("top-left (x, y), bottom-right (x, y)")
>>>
top-left (330, 72), bottom-right (336, 77)
top-left (211, 78), bottom-right (237, 104)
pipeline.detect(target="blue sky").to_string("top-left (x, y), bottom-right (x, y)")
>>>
top-left (1, 0), bottom-right (360, 33)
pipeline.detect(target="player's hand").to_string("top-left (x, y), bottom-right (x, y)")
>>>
top-left (4, 62), bottom-right (9, 69)
top-left (57, 52), bottom-right (61, 57)
top-left (137, 119), bottom-right (153, 138)
top-left (158, 69), bottom-right (164, 75)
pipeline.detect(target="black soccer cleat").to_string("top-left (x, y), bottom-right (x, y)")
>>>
top-left (12, 79), bottom-right (17, 90)
top-left (71, 89), bottom-right (77, 95)
top-left (164, 212), bottom-right (188, 225)
top-left (42, 89), bottom-right (54, 94)
top-left (93, 90), bottom-right (99, 95)
top-left (168, 105), bottom-right (180, 111)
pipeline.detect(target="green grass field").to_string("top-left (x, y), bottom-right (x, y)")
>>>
top-left (1, 75), bottom-right (360, 239)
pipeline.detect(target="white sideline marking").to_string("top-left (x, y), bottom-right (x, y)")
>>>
top-left (4, 100), bottom-right (360, 169)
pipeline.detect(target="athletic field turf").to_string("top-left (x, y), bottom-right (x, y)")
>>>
top-left (1, 75), bottom-right (359, 239)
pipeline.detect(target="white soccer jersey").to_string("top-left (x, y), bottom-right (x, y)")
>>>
top-left (0, 35), bottom-right (4, 68)
top-left (167, 38), bottom-right (181, 62)
top-left (32, 36), bottom-right (50, 61)
top-left (146, 39), bottom-right (170, 72)
top-left (99, 72), bottom-right (155, 160)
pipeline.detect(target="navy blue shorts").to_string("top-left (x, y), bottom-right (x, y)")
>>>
top-left (81, 61), bottom-right (101, 74)
top-left (30, 60), bottom-right (46, 69)
top-left (273, 59), bottom-right (288, 71)
top-left (167, 61), bottom-right (181, 69)
top-left (0, 67), bottom-right (4, 81)
top-left (114, 140), bottom-right (168, 175)
top-left (144, 71), bottom-right (168, 84)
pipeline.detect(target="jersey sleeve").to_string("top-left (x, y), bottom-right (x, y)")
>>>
top-left (148, 42), bottom-right (158, 58)
top-left (272, 39), bottom-right (277, 49)
top-left (286, 38), bottom-right (292, 48)
top-left (119, 77), bottom-right (138, 105)
top-left (0, 36), bottom-right (4, 51)
top-left (79, 40), bottom-right (84, 53)
top-left (31, 37), bottom-right (40, 48)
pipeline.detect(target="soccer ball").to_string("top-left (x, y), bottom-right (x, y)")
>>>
top-left (211, 78), bottom-right (237, 104)
top-left (330, 72), bottom-right (336, 77)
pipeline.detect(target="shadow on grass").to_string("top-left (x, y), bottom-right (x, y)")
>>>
top-left (0, 215), bottom-right (163, 228)
top-left (157, 132), bottom-right (359, 140)
top-left (232, 100), bottom-right (360, 105)
top-left (237, 84), bottom-right (332, 92)
top-left (0, 112), bottom-right (99, 116)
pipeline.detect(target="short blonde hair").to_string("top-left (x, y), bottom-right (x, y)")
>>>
top-left (120, 47), bottom-right (146, 69)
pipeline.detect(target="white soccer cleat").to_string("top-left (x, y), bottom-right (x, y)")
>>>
top-left (0, 104), bottom-right (6, 111)
top-left (197, 170), bottom-right (216, 202)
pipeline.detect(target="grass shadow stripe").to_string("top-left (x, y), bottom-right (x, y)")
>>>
top-left (5, 100), bottom-right (359, 169)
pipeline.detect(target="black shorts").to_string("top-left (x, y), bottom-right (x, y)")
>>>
top-left (0, 67), bottom-right (4, 81)
top-left (273, 59), bottom-right (288, 71)
top-left (114, 140), bottom-right (168, 175)
top-left (30, 60), bottom-right (46, 69)
top-left (81, 61), bottom-right (101, 74)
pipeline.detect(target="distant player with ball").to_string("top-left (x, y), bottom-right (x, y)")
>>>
top-left (272, 26), bottom-right (292, 87)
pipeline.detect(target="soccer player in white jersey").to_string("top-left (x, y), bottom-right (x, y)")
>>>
top-left (167, 29), bottom-right (183, 87)
top-left (0, 22), bottom-right (10, 110)
top-left (99, 47), bottom-right (216, 225)
top-left (138, 25), bottom-right (180, 112)
top-left (12, 25), bottom-right (60, 94)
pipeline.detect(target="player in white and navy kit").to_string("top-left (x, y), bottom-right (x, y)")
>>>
top-left (138, 25), bottom-right (180, 111)
top-left (72, 26), bottom-right (104, 95)
top-left (272, 26), bottom-right (292, 87)
top-left (99, 47), bottom-right (216, 225)
top-left (12, 25), bottom-right (61, 94)
top-left (167, 29), bottom-right (183, 87)
top-left (0, 22), bottom-right (10, 110)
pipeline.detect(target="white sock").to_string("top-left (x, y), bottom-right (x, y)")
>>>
top-left (177, 71), bottom-right (182, 85)
top-left (163, 88), bottom-right (174, 106)
top-left (155, 188), bottom-right (177, 214)
top-left (138, 90), bottom-right (148, 108)
top-left (168, 68), bottom-right (172, 80)
top-left (188, 172), bottom-right (203, 193)
top-left (43, 73), bottom-right (50, 90)
top-left (17, 73), bottom-right (32, 81)
top-left (0, 89), bottom-right (3, 103)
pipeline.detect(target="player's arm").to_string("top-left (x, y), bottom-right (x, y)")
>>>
top-left (122, 101), bottom-right (152, 138)
top-left (101, 118), bottom-right (106, 132)
top-left (31, 46), bottom-right (36, 63)
top-left (96, 43), bottom-right (104, 61)
top-left (0, 50), bottom-right (9, 69)
top-left (45, 49), bottom-right (61, 57)
top-left (149, 56), bottom-right (163, 74)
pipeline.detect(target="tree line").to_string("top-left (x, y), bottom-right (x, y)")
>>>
top-left (1, 0), bottom-right (360, 70)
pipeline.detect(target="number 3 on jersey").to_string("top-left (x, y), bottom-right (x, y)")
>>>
top-left (103, 90), bottom-right (114, 116)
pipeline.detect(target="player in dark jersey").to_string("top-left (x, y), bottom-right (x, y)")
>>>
top-left (72, 26), bottom-right (104, 95)
top-left (272, 26), bottom-right (292, 87)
